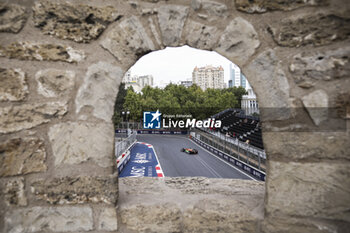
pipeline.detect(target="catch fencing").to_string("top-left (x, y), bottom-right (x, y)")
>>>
top-left (115, 130), bottom-right (137, 158)
top-left (192, 128), bottom-right (266, 172)
top-left (190, 131), bottom-right (266, 181)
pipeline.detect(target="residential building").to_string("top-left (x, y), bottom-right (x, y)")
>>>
top-left (138, 75), bottom-right (154, 89)
top-left (122, 71), bottom-right (153, 93)
top-left (192, 65), bottom-right (224, 90)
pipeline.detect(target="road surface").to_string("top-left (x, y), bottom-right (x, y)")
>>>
top-left (137, 134), bottom-right (252, 180)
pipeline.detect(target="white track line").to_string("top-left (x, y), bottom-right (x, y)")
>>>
top-left (194, 155), bottom-right (222, 178)
top-left (151, 144), bottom-right (165, 178)
top-left (189, 138), bottom-right (257, 181)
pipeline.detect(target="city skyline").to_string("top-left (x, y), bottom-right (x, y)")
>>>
top-left (129, 45), bottom-right (234, 87)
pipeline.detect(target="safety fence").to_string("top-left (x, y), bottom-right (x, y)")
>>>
top-left (115, 131), bottom-right (137, 174)
top-left (199, 127), bottom-right (266, 159)
top-left (192, 129), bottom-right (266, 172)
top-left (190, 131), bottom-right (266, 181)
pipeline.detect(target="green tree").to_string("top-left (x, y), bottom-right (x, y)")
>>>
top-left (115, 83), bottom-right (249, 125)
top-left (113, 83), bottom-right (127, 127)
top-left (223, 86), bottom-right (247, 108)
top-left (123, 87), bottom-right (142, 121)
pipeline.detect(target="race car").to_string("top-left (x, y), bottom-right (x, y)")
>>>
top-left (181, 148), bottom-right (198, 154)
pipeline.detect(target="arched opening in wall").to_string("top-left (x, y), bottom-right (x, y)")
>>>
top-left (113, 45), bottom-right (266, 181)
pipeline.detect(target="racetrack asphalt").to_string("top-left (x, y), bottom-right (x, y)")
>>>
top-left (137, 134), bottom-right (252, 180)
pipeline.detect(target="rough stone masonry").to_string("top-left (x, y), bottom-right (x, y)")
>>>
top-left (0, 0), bottom-right (349, 232)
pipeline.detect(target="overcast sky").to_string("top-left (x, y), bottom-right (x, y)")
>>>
top-left (129, 45), bottom-right (235, 87)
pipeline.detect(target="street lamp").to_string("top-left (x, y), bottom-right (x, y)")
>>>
top-left (121, 110), bottom-right (130, 136)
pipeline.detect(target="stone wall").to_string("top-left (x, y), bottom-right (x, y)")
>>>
top-left (0, 0), bottom-right (349, 232)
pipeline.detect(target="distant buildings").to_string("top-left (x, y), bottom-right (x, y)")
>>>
top-left (122, 71), bottom-right (153, 93)
top-left (228, 63), bottom-right (259, 115)
top-left (192, 65), bottom-right (224, 90)
top-left (178, 79), bottom-right (193, 88)
top-left (138, 75), bottom-right (154, 88)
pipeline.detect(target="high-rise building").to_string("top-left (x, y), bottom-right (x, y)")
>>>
top-left (228, 63), bottom-right (259, 115)
top-left (228, 80), bottom-right (233, 88)
top-left (229, 63), bottom-right (241, 88)
top-left (240, 73), bottom-right (247, 89)
top-left (192, 65), bottom-right (224, 90)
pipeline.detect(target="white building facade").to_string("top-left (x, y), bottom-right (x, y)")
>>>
top-left (228, 63), bottom-right (259, 115)
top-left (122, 71), bottom-right (153, 93)
top-left (241, 84), bottom-right (259, 115)
top-left (192, 65), bottom-right (224, 90)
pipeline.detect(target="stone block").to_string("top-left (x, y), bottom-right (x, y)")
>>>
top-left (3, 177), bottom-right (27, 206)
top-left (262, 216), bottom-right (350, 233)
top-left (119, 177), bottom-right (264, 233)
top-left (0, 101), bottom-right (67, 134)
top-left (183, 199), bottom-right (259, 233)
top-left (302, 89), bottom-right (328, 126)
top-left (48, 122), bottom-right (114, 168)
top-left (290, 46), bottom-right (350, 88)
top-left (0, 3), bottom-right (27, 33)
top-left (215, 17), bottom-right (260, 65)
top-left (157, 5), bottom-right (189, 46)
top-left (31, 176), bottom-right (118, 205)
top-left (235, 0), bottom-right (329, 13)
top-left (266, 160), bottom-right (350, 222)
top-left (191, 0), bottom-right (228, 21)
top-left (4, 206), bottom-right (93, 232)
top-left (0, 68), bottom-right (28, 101)
top-left (33, 0), bottom-right (119, 43)
top-left (0, 137), bottom-right (46, 177)
top-left (98, 208), bottom-right (118, 231)
top-left (245, 49), bottom-right (290, 120)
top-left (35, 69), bottom-right (75, 98)
top-left (0, 42), bottom-right (85, 63)
top-left (269, 14), bottom-right (350, 47)
top-left (264, 131), bottom-right (350, 161)
top-left (185, 20), bottom-right (220, 50)
top-left (75, 62), bottom-right (123, 122)
top-left (336, 93), bottom-right (350, 119)
top-left (100, 16), bottom-right (155, 66)
top-left (120, 203), bottom-right (183, 233)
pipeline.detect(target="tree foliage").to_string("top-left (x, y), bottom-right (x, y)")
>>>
top-left (114, 84), bottom-right (247, 125)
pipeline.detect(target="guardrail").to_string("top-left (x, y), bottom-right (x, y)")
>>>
top-left (115, 131), bottom-right (137, 174)
top-left (198, 127), bottom-right (266, 159)
top-left (190, 132), bottom-right (266, 181)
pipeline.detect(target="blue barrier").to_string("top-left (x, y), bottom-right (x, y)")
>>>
top-left (119, 142), bottom-right (162, 177)
top-left (191, 136), bottom-right (266, 181)
top-left (115, 129), bottom-right (127, 133)
top-left (136, 130), bottom-right (188, 135)
top-left (115, 129), bottom-right (188, 135)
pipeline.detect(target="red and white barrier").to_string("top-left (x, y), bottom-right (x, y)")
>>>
top-left (155, 165), bottom-right (164, 177)
top-left (116, 150), bottom-right (130, 167)
top-left (139, 142), bottom-right (153, 148)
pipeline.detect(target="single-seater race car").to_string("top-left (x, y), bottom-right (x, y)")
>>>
top-left (181, 148), bottom-right (198, 154)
